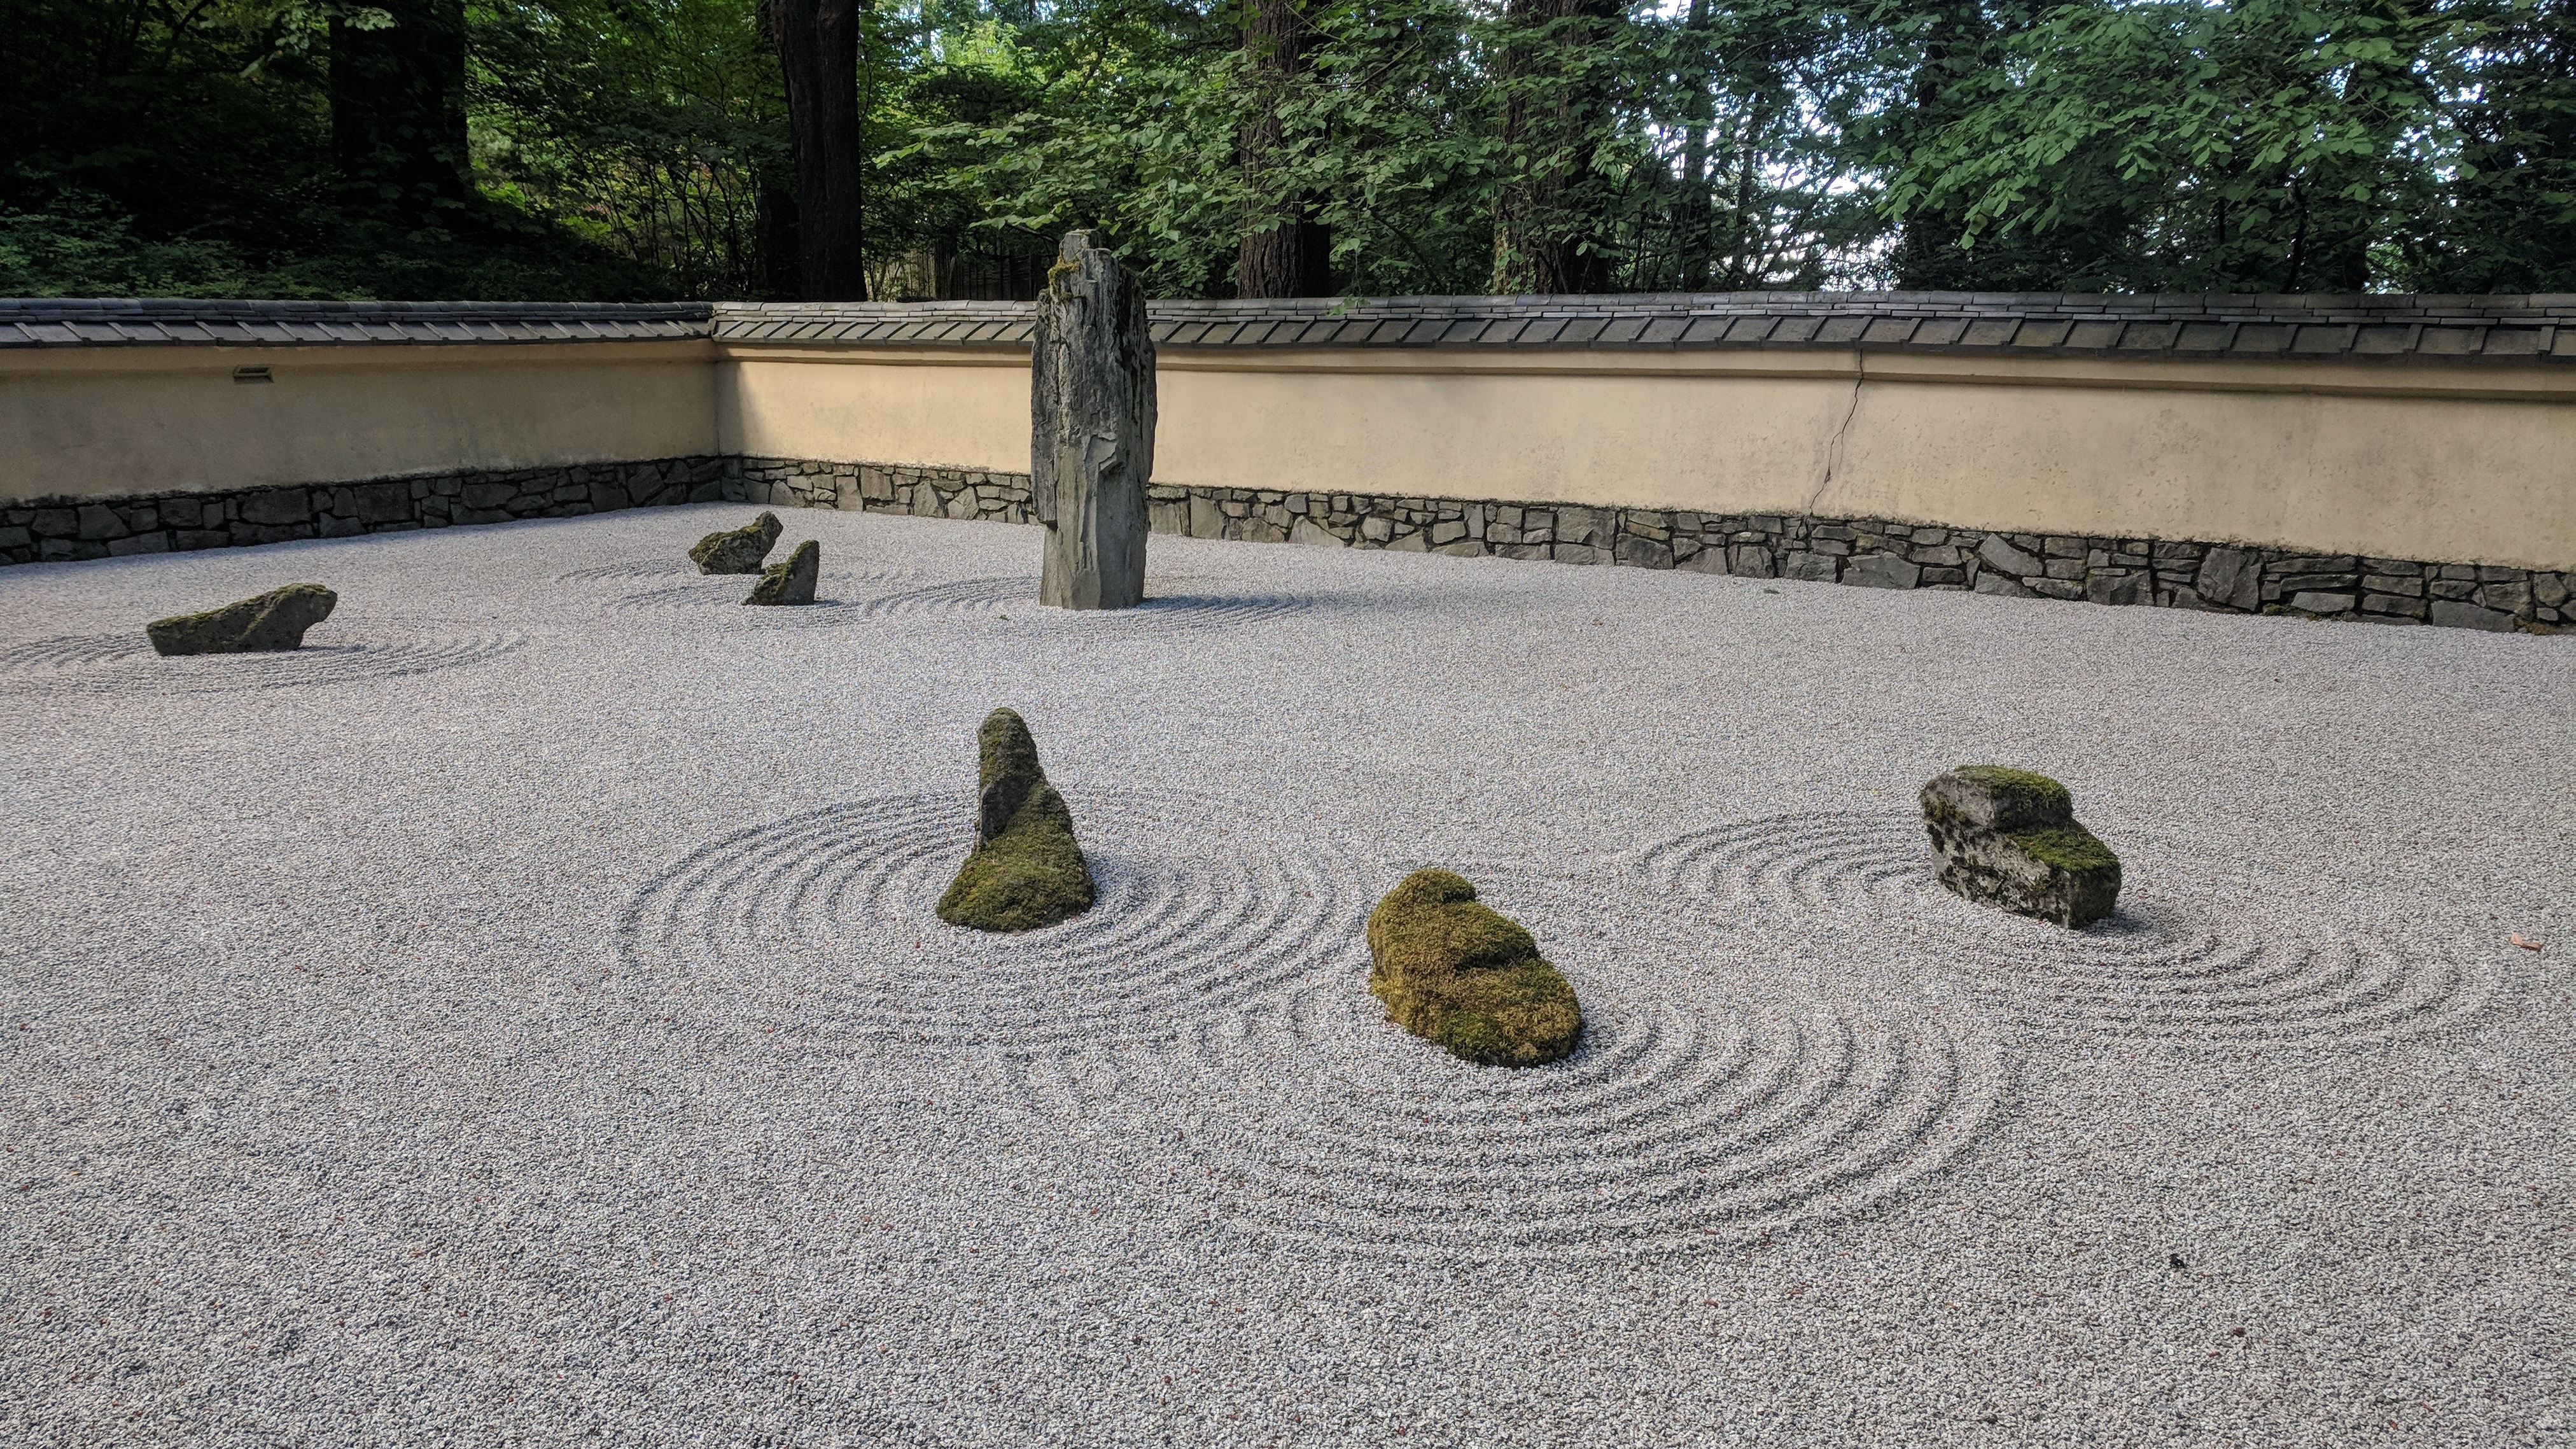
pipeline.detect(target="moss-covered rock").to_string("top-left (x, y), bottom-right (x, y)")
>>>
top-left (689, 511), bottom-right (781, 574)
top-left (145, 584), bottom-right (337, 656)
top-left (935, 708), bottom-right (1096, 932)
top-left (1919, 766), bottom-right (2122, 927)
top-left (744, 540), bottom-right (819, 605)
top-left (1366, 869), bottom-right (1583, 1067)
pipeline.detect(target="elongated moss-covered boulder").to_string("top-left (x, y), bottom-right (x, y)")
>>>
top-left (1920, 766), bottom-right (2121, 927)
top-left (689, 511), bottom-right (782, 574)
top-left (1366, 869), bottom-right (1582, 1067)
top-left (936, 708), bottom-right (1095, 932)
top-left (145, 584), bottom-right (337, 656)
top-left (744, 540), bottom-right (820, 605)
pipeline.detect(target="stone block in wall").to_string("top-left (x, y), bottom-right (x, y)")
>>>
top-left (241, 489), bottom-right (312, 526)
top-left (1978, 535), bottom-right (2044, 578)
top-left (1783, 551), bottom-right (1838, 583)
top-left (1614, 535), bottom-right (1673, 568)
top-left (2087, 571), bottom-right (2152, 607)
top-left (2430, 599), bottom-right (2517, 631)
top-left (107, 532), bottom-right (168, 556)
top-left (1975, 571), bottom-right (2038, 599)
top-left (1731, 545), bottom-right (1774, 577)
top-left (1555, 543), bottom-right (1605, 565)
top-left (1846, 553), bottom-right (1921, 589)
top-left (2193, 547), bottom-right (2260, 610)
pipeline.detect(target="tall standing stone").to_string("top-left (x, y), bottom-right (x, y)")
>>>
top-left (1032, 230), bottom-right (1154, 610)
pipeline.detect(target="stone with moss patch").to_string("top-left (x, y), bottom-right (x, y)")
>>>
top-left (145, 584), bottom-right (337, 656)
top-left (935, 708), bottom-right (1095, 932)
top-left (690, 512), bottom-right (782, 574)
top-left (744, 540), bottom-right (819, 605)
top-left (1366, 869), bottom-right (1582, 1067)
top-left (1920, 766), bottom-right (2121, 927)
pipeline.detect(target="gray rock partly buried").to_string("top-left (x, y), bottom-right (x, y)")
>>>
top-left (144, 584), bottom-right (337, 655)
top-left (690, 512), bottom-right (783, 575)
top-left (744, 540), bottom-right (819, 605)
top-left (1919, 766), bottom-right (2122, 928)
top-left (1032, 230), bottom-right (1154, 610)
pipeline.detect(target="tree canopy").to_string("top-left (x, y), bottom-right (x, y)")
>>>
top-left (3, 0), bottom-right (2569, 299)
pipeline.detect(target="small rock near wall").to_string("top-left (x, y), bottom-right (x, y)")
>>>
top-left (145, 584), bottom-right (337, 655)
top-left (690, 510), bottom-right (783, 574)
top-left (1919, 766), bottom-right (2122, 928)
top-left (744, 540), bottom-right (819, 605)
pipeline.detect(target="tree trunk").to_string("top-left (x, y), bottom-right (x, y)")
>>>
top-left (1674, 0), bottom-right (1716, 291)
top-left (1236, 0), bottom-right (1333, 297)
top-left (1490, 0), bottom-right (1621, 295)
top-left (1890, 0), bottom-right (1990, 290)
top-left (767, 0), bottom-right (869, 302)
top-left (329, 0), bottom-right (472, 216)
top-left (1032, 232), bottom-right (1155, 611)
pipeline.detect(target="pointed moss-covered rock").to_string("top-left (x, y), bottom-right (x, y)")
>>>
top-left (744, 540), bottom-right (820, 605)
top-left (1919, 766), bottom-right (2122, 928)
top-left (1366, 869), bottom-right (1582, 1068)
top-left (935, 708), bottom-right (1096, 932)
top-left (145, 584), bottom-right (337, 656)
top-left (689, 511), bottom-right (781, 574)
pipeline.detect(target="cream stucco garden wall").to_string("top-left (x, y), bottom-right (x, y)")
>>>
top-left (717, 342), bottom-right (2576, 570)
top-left (0, 340), bottom-right (717, 504)
top-left (8, 333), bottom-right (2571, 570)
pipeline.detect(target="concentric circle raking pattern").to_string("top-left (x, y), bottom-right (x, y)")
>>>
top-left (850, 576), bottom-right (1316, 632)
top-left (1630, 811), bottom-right (2498, 1046)
top-left (1000, 869), bottom-right (2003, 1263)
top-left (0, 629), bottom-right (527, 696)
top-left (616, 789), bottom-right (1371, 1051)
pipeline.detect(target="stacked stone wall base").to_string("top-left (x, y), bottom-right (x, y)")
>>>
top-left (734, 458), bottom-right (2569, 633)
top-left (1, 456), bottom-right (734, 564)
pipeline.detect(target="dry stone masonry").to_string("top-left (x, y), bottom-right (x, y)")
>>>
top-left (732, 459), bottom-right (2568, 631)
top-left (4, 457), bottom-right (731, 566)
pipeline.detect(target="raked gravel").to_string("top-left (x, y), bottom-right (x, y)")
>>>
top-left (0, 503), bottom-right (2568, 1448)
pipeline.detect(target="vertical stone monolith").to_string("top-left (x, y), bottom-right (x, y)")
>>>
top-left (1032, 230), bottom-right (1154, 610)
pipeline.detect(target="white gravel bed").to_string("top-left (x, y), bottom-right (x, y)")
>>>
top-left (1, 502), bottom-right (2568, 1447)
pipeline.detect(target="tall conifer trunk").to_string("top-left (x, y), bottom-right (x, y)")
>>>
top-left (1490, 0), bottom-right (1621, 294)
top-left (329, 0), bottom-right (472, 216)
top-left (767, 0), bottom-right (869, 301)
top-left (1236, 0), bottom-right (1333, 297)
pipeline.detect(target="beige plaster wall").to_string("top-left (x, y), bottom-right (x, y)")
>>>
top-left (0, 341), bottom-right (717, 503)
top-left (718, 344), bottom-right (2576, 570)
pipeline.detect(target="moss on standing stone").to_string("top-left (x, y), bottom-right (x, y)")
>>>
top-left (936, 708), bottom-right (1095, 932)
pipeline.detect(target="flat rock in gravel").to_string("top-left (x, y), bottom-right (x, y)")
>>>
top-left (937, 707), bottom-right (1095, 931)
top-left (744, 540), bottom-right (819, 605)
top-left (144, 582), bottom-right (336, 655)
top-left (1920, 766), bottom-right (2122, 927)
top-left (1367, 868), bottom-right (1582, 1067)
top-left (690, 511), bottom-right (782, 574)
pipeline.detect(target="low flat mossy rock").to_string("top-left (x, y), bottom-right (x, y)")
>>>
top-left (744, 540), bottom-right (820, 605)
top-left (145, 584), bottom-right (337, 656)
top-left (936, 708), bottom-right (1095, 932)
top-left (1920, 766), bottom-right (2122, 928)
top-left (1366, 869), bottom-right (1582, 1068)
top-left (689, 511), bottom-right (782, 574)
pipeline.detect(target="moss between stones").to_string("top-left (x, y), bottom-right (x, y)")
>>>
top-left (1366, 869), bottom-right (1582, 1068)
top-left (935, 708), bottom-right (1095, 932)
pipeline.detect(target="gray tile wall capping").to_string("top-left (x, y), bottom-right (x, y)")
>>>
top-left (713, 295), bottom-right (2576, 365)
top-left (10, 293), bottom-right (2573, 363)
top-left (0, 299), bottom-right (711, 349)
